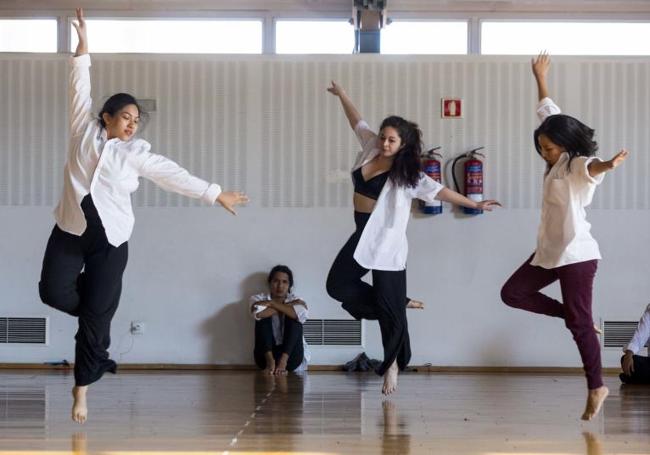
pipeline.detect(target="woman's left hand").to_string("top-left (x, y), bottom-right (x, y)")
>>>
top-left (476, 200), bottom-right (502, 211)
top-left (608, 149), bottom-right (629, 170)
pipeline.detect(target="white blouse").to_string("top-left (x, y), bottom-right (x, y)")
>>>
top-left (55, 54), bottom-right (221, 247)
top-left (531, 98), bottom-right (604, 269)
top-left (351, 121), bottom-right (444, 271)
top-left (624, 304), bottom-right (650, 355)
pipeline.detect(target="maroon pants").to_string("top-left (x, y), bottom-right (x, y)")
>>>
top-left (501, 254), bottom-right (602, 389)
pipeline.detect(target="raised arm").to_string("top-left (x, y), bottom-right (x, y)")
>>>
top-left (532, 52), bottom-right (561, 121)
top-left (327, 81), bottom-right (362, 130)
top-left (531, 51), bottom-right (550, 101)
top-left (72, 8), bottom-right (87, 57)
top-left (69, 8), bottom-right (93, 137)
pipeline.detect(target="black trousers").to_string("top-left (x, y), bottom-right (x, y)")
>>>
top-left (254, 316), bottom-right (304, 372)
top-left (326, 211), bottom-right (412, 376)
top-left (620, 354), bottom-right (650, 384)
top-left (39, 196), bottom-right (128, 386)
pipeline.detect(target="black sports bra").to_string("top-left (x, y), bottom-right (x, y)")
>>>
top-left (352, 167), bottom-right (389, 200)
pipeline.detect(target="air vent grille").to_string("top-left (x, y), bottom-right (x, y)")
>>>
top-left (0, 317), bottom-right (47, 344)
top-left (304, 319), bottom-right (361, 346)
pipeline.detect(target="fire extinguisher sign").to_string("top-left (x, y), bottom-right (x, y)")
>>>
top-left (441, 98), bottom-right (463, 119)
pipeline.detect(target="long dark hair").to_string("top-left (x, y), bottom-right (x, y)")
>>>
top-left (98, 93), bottom-right (148, 128)
top-left (534, 114), bottom-right (598, 170)
top-left (267, 265), bottom-right (294, 292)
top-left (379, 116), bottom-right (422, 188)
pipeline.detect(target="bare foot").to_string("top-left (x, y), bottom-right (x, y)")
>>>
top-left (263, 361), bottom-right (275, 375)
top-left (274, 360), bottom-right (288, 376)
top-left (71, 386), bottom-right (88, 424)
top-left (382, 361), bottom-right (398, 395)
top-left (406, 299), bottom-right (424, 309)
top-left (274, 353), bottom-right (289, 376)
top-left (581, 386), bottom-right (609, 421)
top-left (263, 351), bottom-right (275, 375)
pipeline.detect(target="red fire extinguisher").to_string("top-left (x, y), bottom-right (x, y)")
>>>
top-left (420, 147), bottom-right (443, 214)
top-left (452, 147), bottom-right (485, 215)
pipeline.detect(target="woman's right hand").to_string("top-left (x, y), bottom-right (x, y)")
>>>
top-left (72, 8), bottom-right (88, 56)
top-left (216, 191), bottom-right (249, 215)
top-left (327, 81), bottom-right (345, 97)
top-left (622, 350), bottom-right (635, 376)
top-left (531, 51), bottom-right (550, 81)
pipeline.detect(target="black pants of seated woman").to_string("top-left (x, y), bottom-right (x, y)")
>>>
top-left (620, 355), bottom-right (650, 384)
top-left (254, 316), bottom-right (305, 371)
top-left (39, 195), bottom-right (128, 386)
top-left (326, 211), bottom-right (412, 376)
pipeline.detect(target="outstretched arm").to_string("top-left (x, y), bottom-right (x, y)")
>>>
top-left (435, 187), bottom-right (501, 212)
top-left (588, 149), bottom-right (629, 178)
top-left (327, 81), bottom-right (362, 130)
top-left (138, 152), bottom-right (249, 215)
top-left (531, 51), bottom-right (550, 101)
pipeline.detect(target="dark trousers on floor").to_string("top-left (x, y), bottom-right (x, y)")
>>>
top-left (501, 253), bottom-right (602, 389)
top-left (620, 355), bottom-right (650, 384)
top-left (254, 316), bottom-right (304, 372)
top-left (39, 195), bottom-right (128, 386)
top-left (326, 211), bottom-right (411, 377)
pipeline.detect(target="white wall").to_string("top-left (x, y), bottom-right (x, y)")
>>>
top-left (1, 54), bottom-right (649, 368)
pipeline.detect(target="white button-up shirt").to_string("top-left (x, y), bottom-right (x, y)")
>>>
top-left (351, 121), bottom-right (444, 271)
top-left (624, 304), bottom-right (650, 354)
top-left (55, 55), bottom-right (221, 247)
top-left (530, 98), bottom-right (604, 269)
top-left (249, 292), bottom-right (310, 371)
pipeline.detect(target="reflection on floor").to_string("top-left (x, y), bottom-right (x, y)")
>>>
top-left (0, 370), bottom-right (649, 454)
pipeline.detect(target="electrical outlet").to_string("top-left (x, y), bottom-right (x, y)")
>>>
top-left (130, 321), bottom-right (145, 335)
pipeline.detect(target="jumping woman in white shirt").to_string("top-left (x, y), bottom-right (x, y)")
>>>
top-left (38, 9), bottom-right (249, 424)
top-left (325, 81), bottom-right (500, 395)
top-left (501, 53), bottom-right (629, 420)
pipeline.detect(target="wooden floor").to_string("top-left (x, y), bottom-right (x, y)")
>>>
top-left (1, 370), bottom-right (649, 454)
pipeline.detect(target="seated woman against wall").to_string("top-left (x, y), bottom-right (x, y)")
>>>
top-left (620, 304), bottom-right (650, 384)
top-left (250, 265), bottom-right (310, 375)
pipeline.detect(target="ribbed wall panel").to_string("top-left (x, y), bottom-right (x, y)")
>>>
top-left (1, 56), bottom-right (648, 209)
top-left (260, 59), bottom-right (649, 209)
top-left (0, 56), bottom-right (246, 207)
top-left (0, 58), bottom-right (66, 206)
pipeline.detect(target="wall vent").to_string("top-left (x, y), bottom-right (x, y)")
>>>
top-left (304, 319), bottom-right (362, 346)
top-left (0, 317), bottom-right (47, 344)
top-left (603, 321), bottom-right (648, 349)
